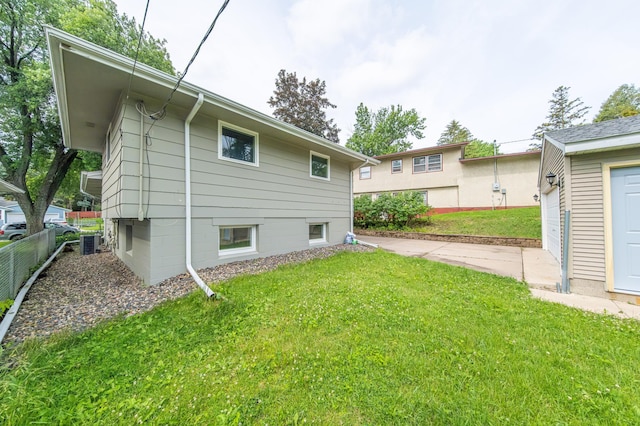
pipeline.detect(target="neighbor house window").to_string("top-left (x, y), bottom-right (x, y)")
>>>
top-left (309, 223), bottom-right (326, 244)
top-left (218, 121), bottom-right (259, 166)
top-left (427, 154), bottom-right (442, 172)
top-left (413, 154), bottom-right (442, 173)
top-left (419, 191), bottom-right (428, 205)
top-left (359, 166), bottom-right (371, 179)
top-left (219, 226), bottom-right (256, 255)
top-left (392, 159), bottom-right (403, 173)
top-left (310, 151), bottom-right (330, 180)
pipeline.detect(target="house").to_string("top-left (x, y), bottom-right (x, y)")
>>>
top-left (539, 115), bottom-right (640, 302)
top-left (45, 27), bottom-right (378, 287)
top-left (353, 143), bottom-right (540, 212)
top-left (0, 197), bottom-right (70, 226)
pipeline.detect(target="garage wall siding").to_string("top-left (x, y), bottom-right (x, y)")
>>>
top-left (570, 158), bottom-right (605, 281)
top-left (568, 148), bottom-right (640, 283)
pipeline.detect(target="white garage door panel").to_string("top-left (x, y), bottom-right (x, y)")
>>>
top-left (7, 213), bottom-right (58, 223)
top-left (544, 188), bottom-right (561, 262)
top-left (612, 167), bottom-right (640, 294)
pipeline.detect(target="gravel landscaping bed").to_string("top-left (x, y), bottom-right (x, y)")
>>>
top-left (3, 244), bottom-right (372, 346)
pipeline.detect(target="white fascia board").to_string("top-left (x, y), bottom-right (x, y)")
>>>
top-left (564, 133), bottom-right (640, 155)
top-left (44, 26), bottom-right (378, 166)
top-left (0, 179), bottom-right (24, 194)
top-left (543, 135), bottom-right (566, 154)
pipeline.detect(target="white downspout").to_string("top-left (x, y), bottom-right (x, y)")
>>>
top-left (185, 93), bottom-right (215, 298)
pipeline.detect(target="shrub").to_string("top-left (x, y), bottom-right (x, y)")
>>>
top-left (0, 299), bottom-right (13, 317)
top-left (354, 191), bottom-right (429, 228)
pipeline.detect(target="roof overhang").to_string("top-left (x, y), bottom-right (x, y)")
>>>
top-left (544, 131), bottom-right (640, 157)
top-left (459, 150), bottom-right (540, 163)
top-left (45, 27), bottom-right (379, 168)
top-left (374, 142), bottom-right (469, 160)
top-left (0, 179), bottom-right (24, 195)
top-left (80, 170), bottom-right (103, 199)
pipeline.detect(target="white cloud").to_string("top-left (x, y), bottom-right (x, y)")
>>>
top-left (112, 0), bottom-right (640, 153)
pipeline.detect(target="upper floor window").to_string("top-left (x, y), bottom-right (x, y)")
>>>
top-left (310, 151), bottom-right (330, 180)
top-left (218, 121), bottom-right (259, 166)
top-left (413, 154), bottom-right (442, 173)
top-left (359, 166), bottom-right (371, 179)
top-left (427, 154), bottom-right (442, 171)
top-left (391, 159), bottom-right (402, 173)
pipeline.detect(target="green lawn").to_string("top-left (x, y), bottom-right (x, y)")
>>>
top-left (2, 251), bottom-right (639, 424)
top-left (0, 241), bottom-right (11, 248)
top-left (416, 207), bottom-right (541, 239)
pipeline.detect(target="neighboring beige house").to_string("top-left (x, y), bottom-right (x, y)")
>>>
top-left (353, 143), bottom-right (540, 212)
top-left (46, 28), bottom-right (378, 287)
top-left (540, 115), bottom-right (640, 303)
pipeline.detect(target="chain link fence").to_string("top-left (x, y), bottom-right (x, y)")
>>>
top-left (0, 229), bottom-right (56, 300)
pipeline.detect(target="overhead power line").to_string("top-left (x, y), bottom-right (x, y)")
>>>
top-left (125, 0), bottom-right (150, 103)
top-left (146, 0), bottom-right (231, 125)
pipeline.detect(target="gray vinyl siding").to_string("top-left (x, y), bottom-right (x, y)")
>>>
top-left (111, 100), bottom-right (350, 220)
top-left (105, 98), bottom-right (352, 284)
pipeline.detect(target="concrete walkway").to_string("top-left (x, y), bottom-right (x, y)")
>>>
top-left (359, 236), bottom-right (640, 320)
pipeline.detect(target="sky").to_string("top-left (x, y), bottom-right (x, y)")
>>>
top-left (113, 0), bottom-right (640, 153)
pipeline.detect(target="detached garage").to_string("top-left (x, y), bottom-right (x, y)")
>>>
top-left (539, 115), bottom-right (640, 303)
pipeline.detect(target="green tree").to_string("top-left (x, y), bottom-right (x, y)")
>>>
top-left (346, 103), bottom-right (426, 157)
top-left (437, 119), bottom-right (497, 158)
top-left (593, 84), bottom-right (640, 123)
top-left (268, 69), bottom-right (340, 143)
top-left (0, 0), bottom-right (173, 235)
top-left (437, 120), bottom-right (472, 145)
top-left (465, 140), bottom-right (499, 158)
top-left (530, 85), bottom-right (590, 149)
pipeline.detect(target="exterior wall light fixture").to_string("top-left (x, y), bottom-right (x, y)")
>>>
top-left (545, 172), bottom-right (561, 189)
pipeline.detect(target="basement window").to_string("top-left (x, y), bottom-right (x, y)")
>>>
top-left (219, 226), bottom-right (256, 256)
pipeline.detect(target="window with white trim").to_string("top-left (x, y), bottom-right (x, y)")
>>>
top-left (218, 121), bottom-right (259, 166)
top-left (413, 154), bottom-right (442, 173)
top-left (309, 223), bottom-right (326, 243)
top-left (359, 166), bottom-right (371, 179)
top-left (391, 159), bottom-right (402, 173)
top-left (219, 226), bottom-right (256, 255)
top-left (310, 151), bottom-right (330, 180)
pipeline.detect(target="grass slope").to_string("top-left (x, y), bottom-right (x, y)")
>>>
top-left (419, 207), bottom-right (541, 239)
top-left (2, 251), bottom-right (638, 424)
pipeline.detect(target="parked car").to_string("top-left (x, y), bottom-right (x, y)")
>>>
top-left (0, 222), bottom-right (27, 240)
top-left (46, 218), bottom-right (68, 225)
top-left (0, 222), bottom-right (80, 240)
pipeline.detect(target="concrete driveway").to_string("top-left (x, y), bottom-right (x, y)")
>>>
top-left (359, 236), bottom-right (559, 289)
top-left (358, 235), bottom-right (640, 320)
